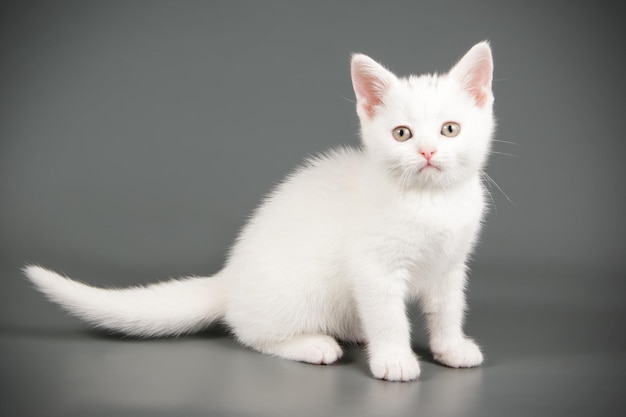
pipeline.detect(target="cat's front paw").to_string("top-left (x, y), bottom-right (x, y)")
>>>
top-left (369, 352), bottom-right (420, 382)
top-left (433, 338), bottom-right (483, 368)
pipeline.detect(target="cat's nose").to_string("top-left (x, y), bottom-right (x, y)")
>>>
top-left (419, 147), bottom-right (437, 161)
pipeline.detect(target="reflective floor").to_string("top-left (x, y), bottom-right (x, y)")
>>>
top-left (1, 263), bottom-right (624, 417)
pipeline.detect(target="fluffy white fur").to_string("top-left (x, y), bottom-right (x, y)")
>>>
top-left (24, 42), bottom-right (495, 382)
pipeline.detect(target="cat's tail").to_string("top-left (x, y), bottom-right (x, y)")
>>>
top-left (23, 265), bottom-right (229, 337)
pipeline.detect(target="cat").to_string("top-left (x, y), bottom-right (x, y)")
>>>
top-left (24, 41), bottom-right (495, 382)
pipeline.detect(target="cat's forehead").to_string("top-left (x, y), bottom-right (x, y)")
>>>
top-left (406, 73), bottom-right (442, 89)
top-left (388, 73), bottom-right (468, 117)
top-left (404, 73), bottom-right (460, 100)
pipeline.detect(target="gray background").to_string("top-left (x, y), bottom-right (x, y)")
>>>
top-left (1, 1), bottom-right (625, 416)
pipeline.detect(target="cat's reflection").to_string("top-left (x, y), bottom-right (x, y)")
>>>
top-left (51, 339), bottom-right (483, 416)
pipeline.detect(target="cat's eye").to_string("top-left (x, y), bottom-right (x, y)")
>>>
top-left (441, 122), bottom-right (461, 137)
top-left (392, 126), bottom-right (413, 142)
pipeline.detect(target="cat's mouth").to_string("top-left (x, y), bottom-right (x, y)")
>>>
top-left (418, 162), bottom-right (441, 173)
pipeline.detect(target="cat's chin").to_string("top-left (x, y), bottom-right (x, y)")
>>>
top-left (400, 174), bottom-right (448, 190)
top-left (409, 170), bottom-right (462, 190)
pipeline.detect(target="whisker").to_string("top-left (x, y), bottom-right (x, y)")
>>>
top-left (397, 167), bottom-right (411, 193)
top-left (490, 151), bottom-right (518, 158)
top-left (492, 139), bottom-right (519, 146)
top-left (481, 173), bottom-right (498, 215)
top-left (397, 172), bottom-right (406, 194)
top-left (481, 170), bottom-right (512, 204)
top-left (383, 159), bottom-right (417, 195)
top-left (341, 94), bottom-right (356, 104)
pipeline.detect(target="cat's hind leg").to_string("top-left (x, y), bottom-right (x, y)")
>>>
top-left (250, 334), bottom-right (343, 365)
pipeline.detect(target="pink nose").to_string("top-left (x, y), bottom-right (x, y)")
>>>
top-left (419, 147), bottom-right (437, 161)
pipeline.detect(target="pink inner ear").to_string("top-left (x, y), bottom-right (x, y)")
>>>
top-left (467, 62), bottom-right (492, 107)
top-left (353, 71), bottom-right (387, 118)
top-left (451, 43), bottom-right (494, 108)
top-left (351, 55), bottom-right (394, 119)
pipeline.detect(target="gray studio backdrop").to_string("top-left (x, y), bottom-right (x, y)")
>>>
top-left (2, 2), bottom-right (624, 280)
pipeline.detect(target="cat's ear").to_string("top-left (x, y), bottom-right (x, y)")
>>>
top-left (449, 41), bottom-right (494, 108)
top-left (351, 54), bottom-right (397, 119)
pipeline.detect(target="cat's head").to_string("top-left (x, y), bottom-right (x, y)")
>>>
top-left (351, 42), bottom-right (495, 189)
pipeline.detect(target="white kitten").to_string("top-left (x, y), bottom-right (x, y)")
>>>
top-left (24, 42), bottom-right (495, 382)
